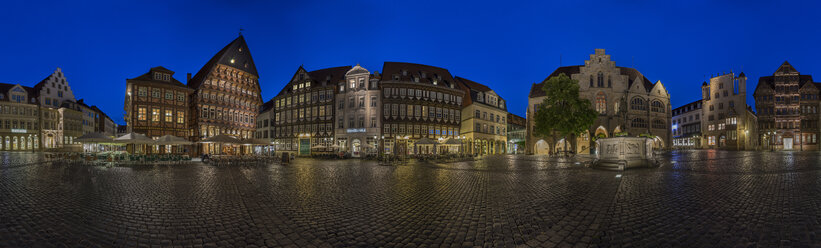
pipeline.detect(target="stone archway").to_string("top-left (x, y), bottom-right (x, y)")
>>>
top-left (534, 139), bottom-right (550, 155)
top-left (555, 139), bottom-right (570, 153)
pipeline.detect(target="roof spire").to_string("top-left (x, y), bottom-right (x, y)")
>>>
top-left (239, 27), bottom-right (244, 36)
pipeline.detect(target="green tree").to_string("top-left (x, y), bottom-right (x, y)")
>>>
top-left (533, 73), bottom-right (598, 154)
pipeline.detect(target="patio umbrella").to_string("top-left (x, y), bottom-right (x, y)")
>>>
top-left (415, 137), bottom-right (437, 144)
top-left (114, 132), bottom-right (154, 144)
top-left (154, 135), bottom-right (193, 145)
top-left (76, 132), bottom-right (113, 143)
top-left (239, 138), bottom-right (271, 145)
top-left (198, 134), bottom-right (241, 144)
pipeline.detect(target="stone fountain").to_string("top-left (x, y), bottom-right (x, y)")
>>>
top-left (593, 137), bottom-right (658, 170)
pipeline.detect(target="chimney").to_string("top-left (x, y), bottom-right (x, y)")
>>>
top-left (187, 73), bottom-right (192, 83)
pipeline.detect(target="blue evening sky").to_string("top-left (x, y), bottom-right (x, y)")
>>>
top-left (2, 0), bottom-right (820, 124)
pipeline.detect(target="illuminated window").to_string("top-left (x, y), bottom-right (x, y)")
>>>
top-left (596, 92), bottom-right (606, 114)
top-left (138, 107), bottom-right (146, 121)
top-left (165, 110), bottom-right (172, 122)
top-left (152, 108), bottom-right (160, 122)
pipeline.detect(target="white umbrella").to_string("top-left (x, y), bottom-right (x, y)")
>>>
top-left (114, 132), bottom-right (154, 144)
top-left (198, 134), bottom-right (241, 144)
top-left (154, 135), bottom-right (193, 145)
top-left (415, 137), bottom-right (437, 144)
top-left (239, 138), bottom-right (271, 145)
top-left (76, 132), bottom-right (113, 143)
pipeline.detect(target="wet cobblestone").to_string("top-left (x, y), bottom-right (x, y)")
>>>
top-left (1, 150), bottom-right (821, 247)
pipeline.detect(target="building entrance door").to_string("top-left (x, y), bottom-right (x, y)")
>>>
top-left (351, 139), bottom-right (361, 158)
top-left (783, 138), bottom-right (793, 150)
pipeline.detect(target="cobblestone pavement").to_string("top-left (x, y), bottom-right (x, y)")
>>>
top-left (2, 150), bottom-right (821, 247)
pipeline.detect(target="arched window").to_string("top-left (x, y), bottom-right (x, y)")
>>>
top-left (595, 92), bottom-right (606, 114)
top-left (597, 72), bottom-right (604, 87)
top-left (651, 101), bottom-right (664, 113)
top-left (631, 118), bottom-right (648, 128)
top-left (630, 97), bottom-right (647, 111)
top-left (589, 75), bottom-right (594, 87)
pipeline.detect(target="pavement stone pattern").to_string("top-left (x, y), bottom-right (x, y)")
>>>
top-left (1, 150), bottom-right (821, 247)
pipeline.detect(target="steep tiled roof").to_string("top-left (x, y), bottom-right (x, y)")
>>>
top-left (188, 35), bottom-right (258, 89)
top-left (308, 66), bottom-right (352, 84)
top-left (618, 66), bottom-right (654, 90)
top-left (507, 113), bottom-right (526, 127)
top-left (454, 76), bottom-right (505, 110)
top-left (127, 67), bottom-right (188, 88)
top-left (275, 66), bottom-right (352, 97)
top-left (454, 76), bottom-right (491, 92)
top-left (0, 83), bottom-right (38, 103)
top-left (381, 62), bottom-right (457, 89)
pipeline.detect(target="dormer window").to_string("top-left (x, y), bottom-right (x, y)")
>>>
top-left (163, 74), bottom-right (170, 81)
top-left (402, 70), bottom-right (407, 76)
top-left (153, 72), bottom-right (161, 80)
top-left (413, 77), bottom-right (419, 83)
top-left (432, 79), bottom-right (438, 85)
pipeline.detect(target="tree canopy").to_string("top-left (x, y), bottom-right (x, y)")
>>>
top-left (532, 73), bottom-right (598, 147)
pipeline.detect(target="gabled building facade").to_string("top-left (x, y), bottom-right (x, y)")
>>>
top-left (671, 100), bottom-right (702, 149)
top-left (188, 35), bottom-right (262, 155)
top-left (0, 83), bottom-right (40, 151)
top-left (124, 66), bottom-right (193, 145)
top-left (754, 61), bottom-right (819, 150)
top-left (334, 65), bottom-right (382, 157)
top-left (455, 77), bottom-right (507, 155)
top-left (379, 62), bottom-right (464, 155)
top-left (527, 49), bottom-right (671, 155)
top-left (34, 67), bottom-right (78, 149)
top-left (701, 72), bottom-right (758, 150)
top-left (270, 66), bottom-right (346, 156)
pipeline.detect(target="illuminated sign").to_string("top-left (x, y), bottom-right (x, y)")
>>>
top-left (346, 128), bottom-right (366, 133)
top-left (11, 129), bottom-right (26, 133)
